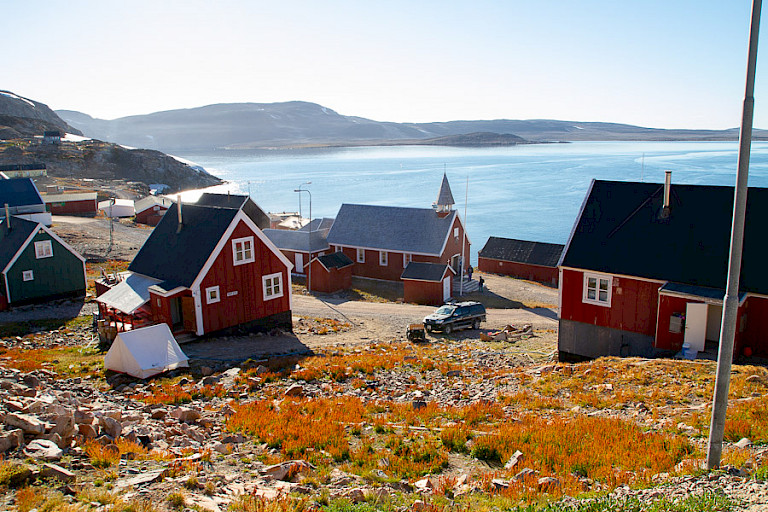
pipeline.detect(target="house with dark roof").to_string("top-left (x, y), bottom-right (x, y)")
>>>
top-left (326, 174), bottom-right (470, 285)
top-left (401, 262), bottom-right (455, 305)
top-left (195, 192), bottom-right (270, 230)
top-left (96, 198), bottom-right (292, 336)
top-left (0, 216), bottom-right (86, 310)
top-left (0, 178), bottom-right (51, 226)
top-left (134, 196), bottom-right (174, 226)
top-left (309, 252), bottom-right (354, 293)
top-left (558, 174), bottom-right (768, 361)
top-left (263, 228), bottom-right (330, 275)
top-left (478, 237), bottom-right (564, 285)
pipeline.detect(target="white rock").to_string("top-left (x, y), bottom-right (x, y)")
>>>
top-left (24, 439), bottom-right (63, 460)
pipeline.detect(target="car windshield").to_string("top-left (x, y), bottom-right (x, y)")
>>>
top-left (435, 306), bottom-right (455, 315)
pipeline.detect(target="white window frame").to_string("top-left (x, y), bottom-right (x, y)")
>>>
top-left (403, 253), bottom-right (412, 268)
top-left (34, 240), bottom-right (53, 259)
top-left (582, 273), bottom-right (612, 307)
top-left (22, 270), bottom-right (34, 282)
top-left (206, 286), bottom-right (220, 304)
top-left (356, 248), bottom-right (365, 263)
top-left (262, 272), bottom-right (284, 301)
top-left (454, 227), bottom-right (459, 239)
top-left (379, 251), bottom-right (388, 266)
top-left (232, 236), bottom-right (255, 265)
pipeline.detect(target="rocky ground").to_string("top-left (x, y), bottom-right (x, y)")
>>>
top-left (0, 286), bottom-right (767, 511)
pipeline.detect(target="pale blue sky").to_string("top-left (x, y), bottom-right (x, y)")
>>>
top-left (3, 0), bottom-right (764, 129)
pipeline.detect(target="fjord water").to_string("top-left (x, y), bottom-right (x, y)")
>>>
top-left (177, 141), bottom-right (768, 263)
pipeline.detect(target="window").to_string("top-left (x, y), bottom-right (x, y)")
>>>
top-left (454, 227), bottom-right (459, 239)
top-left (583, 273), bottom-right (612, 307)
top-left (22, 270), bottom-right (34, 281)
top-left (263, 273), bottom-right (283, 300)
top-left (232, 237), bottom-right (255, 265)
top-left (206, 286), bottom-right (220, 304)
top-left (379, 251), bottom-right (388, 266)
top-left (34, 240), bottom-right (53, 259)
top-left (356, 248), bottom-right (365, 263)
top-left (403, 253), bottom-right (412, 268)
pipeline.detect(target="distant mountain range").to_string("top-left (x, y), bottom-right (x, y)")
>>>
top-left (57, 101), bottom-right (768, 153)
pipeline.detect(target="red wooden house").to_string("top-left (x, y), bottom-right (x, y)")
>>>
top-left (263, 228), bottom-right (330, 275)
top-left (558, 176), bottom-right (768, 361)
top-left (478, 237), bottom-right (563, 285)
top-left (401, 262), bottom-right (455, 306)
top-left (326, 173), bottom-right (470, 284)
top-left (96, 198), bottom-right (292, 336)
top-left (309, 252), bottom-right (354, 293)
top-left (41, 191), bottom-right (98, 216)
top-left (134, 196), bottom-right (174, 226)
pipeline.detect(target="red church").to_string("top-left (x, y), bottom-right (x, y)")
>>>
top-left (326, 174), bottom-right (471, 290)
top-left (96, 197), bottom-right (292, 336)
top-left (558, 175), bottom-right (768, 361)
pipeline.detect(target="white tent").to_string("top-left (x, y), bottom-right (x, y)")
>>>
top-left (104, 323), bottom-right (189, 378)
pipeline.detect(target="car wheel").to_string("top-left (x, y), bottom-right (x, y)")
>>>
top-left (473, 319), bottom-right (480, 330)
top-left (444, 324), bottom-right (453, 335)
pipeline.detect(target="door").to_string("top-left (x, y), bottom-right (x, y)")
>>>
top-left (684, 302), bottom-right (708, 355)
top-left (170, 297), bottom-right (184, 330)
top-left (443, 276), bottom-right (451, 302)
top-left (295, 253), bottom-right (304, 274)
top-left (182, 297), bottom-right (196, 332)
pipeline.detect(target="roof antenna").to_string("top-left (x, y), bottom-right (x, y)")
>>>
top-left (176, 194), bottom-right (183, 233)
top-left (4, 203), bottom-right (10, 231)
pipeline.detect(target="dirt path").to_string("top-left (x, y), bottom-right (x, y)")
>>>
top-left (52, 215), bottom-right (152, 261)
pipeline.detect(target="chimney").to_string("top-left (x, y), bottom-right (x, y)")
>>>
top-left (663, 170), bottom-right (672, 208)
top-left (4, 203), bottom-right (10, 231)
top-left (176, 194), bottom-right (183, 233)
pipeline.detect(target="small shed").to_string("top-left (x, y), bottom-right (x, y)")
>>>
top-left (309, 252), bottom-right (354, 293)
top-left (478, 237), bottom-right (564, 285)
top-left (134, 196), bottom-right (174, 226)
top-left (99, 199), bottom-right (135, 218)
top-left (0, 178), bottom-right (51, 226)
top-left (401, 262), bottom-right (455, 306)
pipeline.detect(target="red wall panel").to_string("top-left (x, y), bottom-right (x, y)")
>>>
top-left (198, 221), bottom-right (291, 334)
top-left (560, 268), bottom-right (660, 338)
top-left (478, 258), bottom-right (558, 285)
top-left (403, 280), bottom-right (444, 306)
top-left (47, 199), bottom-right (97, 215)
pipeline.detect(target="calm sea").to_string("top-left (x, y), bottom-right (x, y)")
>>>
top-left (175, 141), bottom-right (768, 263)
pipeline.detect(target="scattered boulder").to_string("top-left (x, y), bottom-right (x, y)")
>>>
top-left (24, 439), bottom-right (63, 460)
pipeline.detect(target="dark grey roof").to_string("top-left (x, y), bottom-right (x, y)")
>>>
top-left (401, 262), bottom-right (452, 282)
top-left (0, 178), bottom-right (44, 212)
top-left (195, 193), bottom-right (270, 230)
top-left (326, 204), bottom-right (456, 255)
top-left (263, 229), bottom-right (329, 253)
top-left (479, 237), bottom-right (564, 268)
top-left (0, 217), bottom-right (37, 272)
top-left (435, 173), bottom-right (455, 206)
top-left (560, 180), bottom-right (768, 294)
top-left (129, 203), bottom-right (238, 288)
top-left (316, 251), bottom-right (354, 270)
top-left (298, 217), bottom-right (335, 232)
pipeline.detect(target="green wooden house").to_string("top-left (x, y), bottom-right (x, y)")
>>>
top-left (0, 216), bottom-right (86, 310)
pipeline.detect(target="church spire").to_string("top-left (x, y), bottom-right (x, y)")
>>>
top-left (434, 172), bottom-right (455, 214)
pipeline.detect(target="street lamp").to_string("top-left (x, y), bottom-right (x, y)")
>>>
top-left (294, 185), bottom-right (312, 293)
top-left (297, 181), bottom-right (311, 220)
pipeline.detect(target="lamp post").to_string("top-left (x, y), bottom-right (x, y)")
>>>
top-left (297, 181), bottom-right (311, 221)
top-left (294, 186), bottom-right (312, 293)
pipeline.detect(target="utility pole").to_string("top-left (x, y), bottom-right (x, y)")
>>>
top-left (295, 185), bottom-right (312, 294)
top-left (707, 0), bottom-right (762, 470)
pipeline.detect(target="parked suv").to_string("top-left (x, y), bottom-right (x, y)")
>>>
top-left (423, 301), bottom-right (486, 334)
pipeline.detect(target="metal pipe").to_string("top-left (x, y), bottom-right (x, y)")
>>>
top-left (663, 171), bottom-right (672, 208)
top-left (295, 186), bottom-right (312, 293)
top-left (707, 0), bottom-right (762, 470)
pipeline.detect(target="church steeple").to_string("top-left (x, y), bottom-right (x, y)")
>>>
top-left (433, 172), bottom-right (455, 214)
